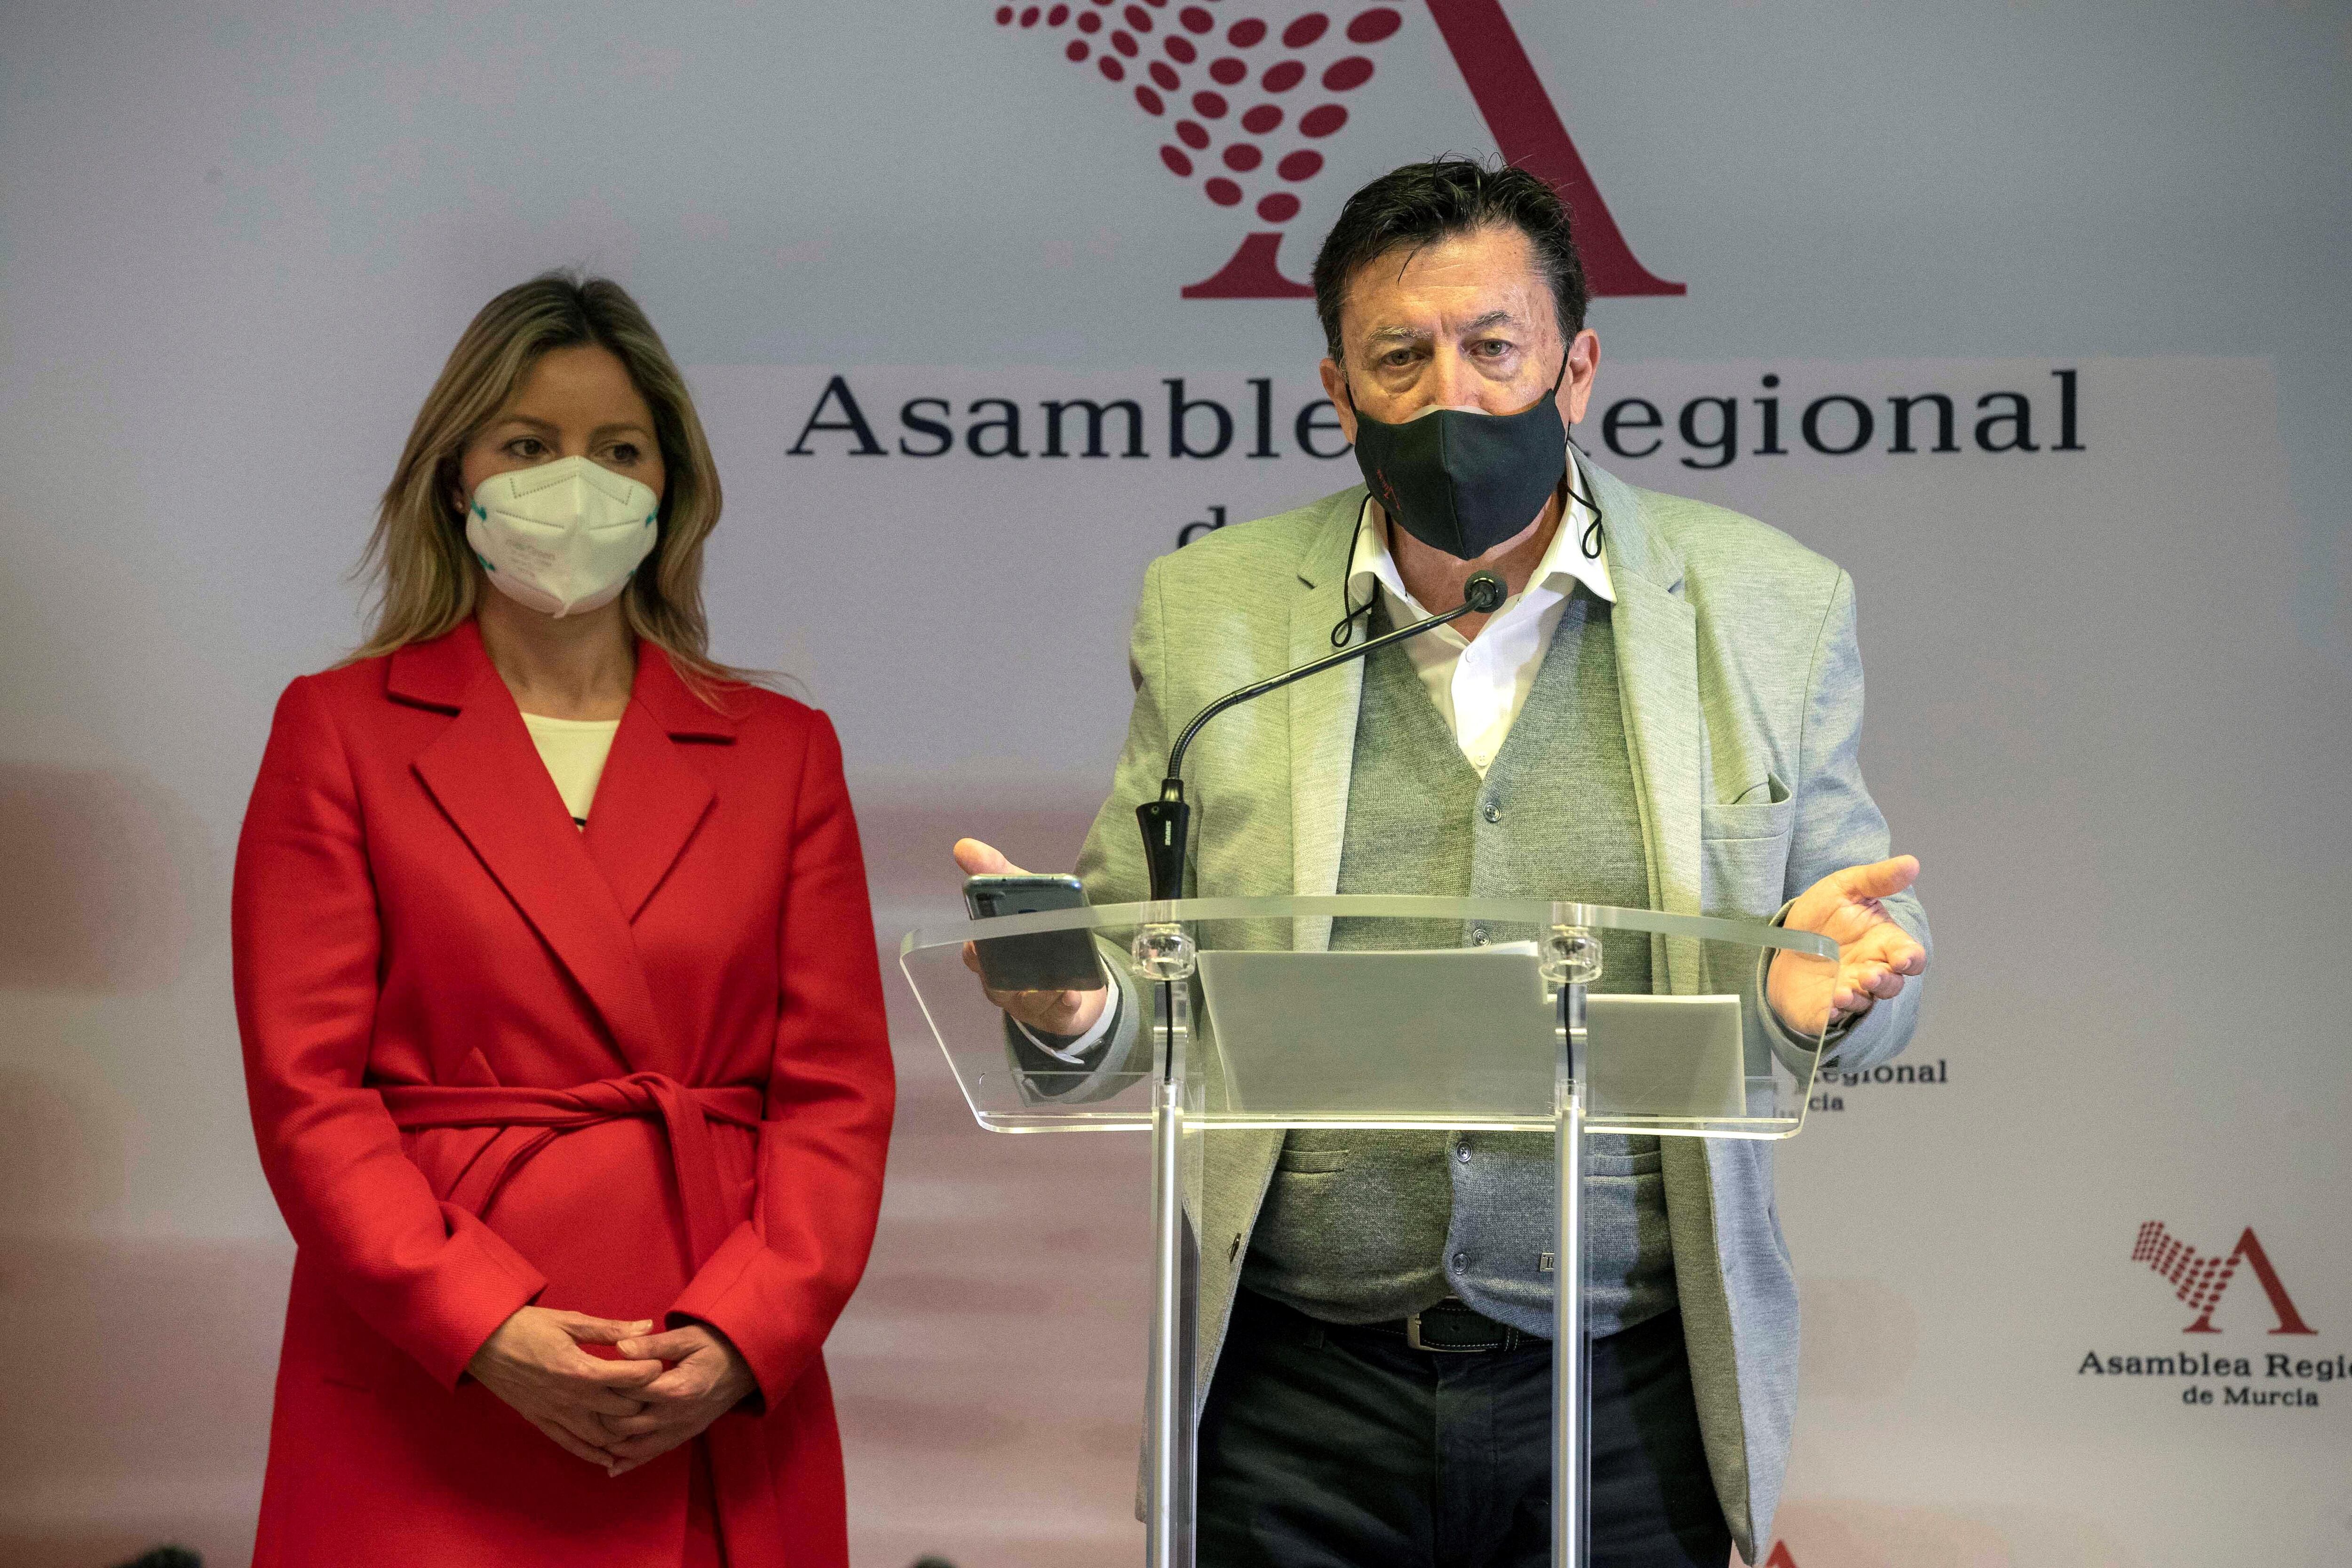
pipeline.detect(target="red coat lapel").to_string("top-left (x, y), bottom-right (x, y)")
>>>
top-left (581, 645), bottom-right (727, 923)
top-left (392, 622), bottom-right (678, 1074)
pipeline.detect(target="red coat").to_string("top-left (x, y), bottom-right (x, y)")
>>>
top-left (233, 621), bottom-right (895, 1567)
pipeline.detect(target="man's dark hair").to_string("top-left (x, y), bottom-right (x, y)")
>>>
top-left (1311, 159), bottom-right (1589, 363)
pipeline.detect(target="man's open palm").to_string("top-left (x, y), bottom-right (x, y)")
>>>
top-left (1766, 856), bottom-right (1927, 1038)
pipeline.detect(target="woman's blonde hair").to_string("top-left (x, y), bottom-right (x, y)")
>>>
top-left (353, 271), bottom-right (752, 699)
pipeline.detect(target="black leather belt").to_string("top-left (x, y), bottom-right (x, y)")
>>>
top-left (1366, 1296), bottom-right (1528, 1353)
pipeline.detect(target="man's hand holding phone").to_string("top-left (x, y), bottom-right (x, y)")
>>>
top-left (953, 839), bottom-right (1111, 1039)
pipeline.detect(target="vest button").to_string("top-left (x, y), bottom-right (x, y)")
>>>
top-left (1470, 924), bottom-right (1490, 945)
top-left (1455, 1143), bottom-right (1471, 1164)
top-left (1451, 1251), bottom-right (1469, 1272)
top-left (1482, 801), bottom-right (1501, 823)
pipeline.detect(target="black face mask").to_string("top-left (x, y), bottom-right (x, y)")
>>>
top-left (1345, 354), bottom-right (1570, 560)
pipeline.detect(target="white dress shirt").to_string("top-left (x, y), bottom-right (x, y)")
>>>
top-left (1347, 453), bottom-right (1615, 775)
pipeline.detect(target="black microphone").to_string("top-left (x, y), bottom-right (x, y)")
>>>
top-left (1136, 570), bottom-right (1508, 900)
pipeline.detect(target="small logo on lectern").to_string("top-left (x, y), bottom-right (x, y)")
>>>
top-left (2131, 1221), bottom-right (2316, 1337)
top-left (987, 1), bottom-right (1684, 300)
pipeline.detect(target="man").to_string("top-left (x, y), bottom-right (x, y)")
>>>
top-left (956, 159), bottom-right (1928, 1567)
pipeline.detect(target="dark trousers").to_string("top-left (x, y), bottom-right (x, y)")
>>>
top-left (1197, 1290), bottom-right (1732, 1568)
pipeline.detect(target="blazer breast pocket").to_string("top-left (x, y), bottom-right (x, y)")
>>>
top-left (1274, 1146), bottom-right (1351, 1176)
top-left (1700, 774), bottom-right (1794, 841)
top-left (1700, 778), bottom-right (1796, 917)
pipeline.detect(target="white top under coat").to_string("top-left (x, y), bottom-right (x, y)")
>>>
top-left (521, 712), bottom-right (621, 827)
top-left (1346, 452), bottom-right (1615, 777)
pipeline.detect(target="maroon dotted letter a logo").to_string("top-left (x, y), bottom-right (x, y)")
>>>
top-left (2133, 1221), bottom-right (2317, 1336)
top-left (990, 0), bottom-right (1683, 299)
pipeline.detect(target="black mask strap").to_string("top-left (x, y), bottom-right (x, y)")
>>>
top-left (1329, 355), bottom-right (1374, 646)
top-left (1566, 428), bottom-right (1605, 561)
top-left (1331, 496), bottom-right (1376, 648)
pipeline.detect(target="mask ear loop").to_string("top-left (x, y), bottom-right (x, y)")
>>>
top-left (1330, 495), bottom-right (1375, 648)
top-left (1565, 424), bottom-right (1605, 562)
top-left (1329, 358), bottom-right (1377, 648)
top-left (1545, 346), bottom-right (1605, 563)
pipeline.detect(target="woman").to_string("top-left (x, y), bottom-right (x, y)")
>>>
top-left (232, 273), bottom-right (894, 1567)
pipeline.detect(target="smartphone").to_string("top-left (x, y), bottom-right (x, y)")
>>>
top-left (963, 873), bottom-right (1106, 994)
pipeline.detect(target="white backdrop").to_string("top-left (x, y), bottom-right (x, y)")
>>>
top-left (2, 3), bottom-right (2349, 1566)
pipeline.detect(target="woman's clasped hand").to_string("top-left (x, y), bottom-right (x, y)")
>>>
top-left (467, 1305), bottom-right (760, 1476)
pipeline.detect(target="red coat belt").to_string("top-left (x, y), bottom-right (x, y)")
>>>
top-left (378, 1073), bottom-right (787, 1567)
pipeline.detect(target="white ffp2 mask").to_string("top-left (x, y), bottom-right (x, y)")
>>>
top-left (465, 455), bottom-right (660, 619)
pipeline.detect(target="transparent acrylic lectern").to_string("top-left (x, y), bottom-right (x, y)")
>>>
top-left (899, 895), bottom-right (1839, 1568)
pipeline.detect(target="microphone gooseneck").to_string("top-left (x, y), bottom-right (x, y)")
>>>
top-left (1136, 570), bottom-right (1507, 900)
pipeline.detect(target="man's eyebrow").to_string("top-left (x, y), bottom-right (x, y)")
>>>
top-left (1359, 309), bottom-right (1525, 349)
top-left (1457, 310), bottom-right (1521, 335)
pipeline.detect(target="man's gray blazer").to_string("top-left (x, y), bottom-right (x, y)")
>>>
top-left (1070, 458), bottom-right (1929, 1561)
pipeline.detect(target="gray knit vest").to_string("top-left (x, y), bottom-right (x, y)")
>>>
top-left (1240, 588), bottom-right (1678, 1338)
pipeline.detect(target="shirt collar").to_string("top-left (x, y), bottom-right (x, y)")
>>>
top-left (1347, 447), bottom-right (1616, 616)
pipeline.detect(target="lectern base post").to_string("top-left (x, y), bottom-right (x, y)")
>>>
top-left (1553, 1011), bottom-right (1589, 1568)
top-left (1145, 979), bottom-right (1195, 1568)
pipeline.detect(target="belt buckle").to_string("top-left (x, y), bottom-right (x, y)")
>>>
top-left (1406, 1304), bottom-right (1489, 1354)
